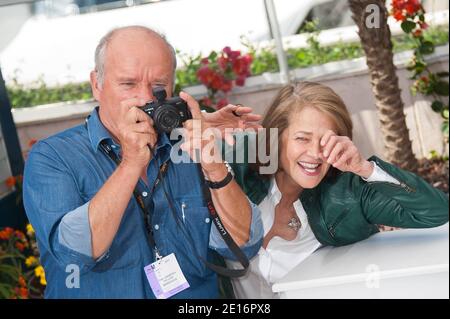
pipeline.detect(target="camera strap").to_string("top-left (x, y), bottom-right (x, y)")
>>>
top-left (196, 164), bottom-right (250, 277)
top-left (98, 140), bottom-right (249, 278)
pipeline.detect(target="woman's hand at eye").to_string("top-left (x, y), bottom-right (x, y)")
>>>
top-left (320, 130), bottom-right (374, 178)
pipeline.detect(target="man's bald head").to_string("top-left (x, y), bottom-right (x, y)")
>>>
top-left (94, 26), bottom-right (177, 88)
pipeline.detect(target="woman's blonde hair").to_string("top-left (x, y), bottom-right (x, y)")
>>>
top-left (263, 81), bottom-right (352, 139)
top-left (254, 81), bottom-right (353, 176)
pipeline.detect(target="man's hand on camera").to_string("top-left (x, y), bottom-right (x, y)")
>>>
top-left (116, 98), bottom-right (158, 170)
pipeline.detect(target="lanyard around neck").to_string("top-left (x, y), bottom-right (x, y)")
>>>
top-left (98, 139), bottom-right (250, 277)
top-left (99, 140), bottom-right (167, 258)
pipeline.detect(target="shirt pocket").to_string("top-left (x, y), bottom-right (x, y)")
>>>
top-left (171, 196), bottom-right (213, 278)
top-left (180, 200), bottom-right (212, 254)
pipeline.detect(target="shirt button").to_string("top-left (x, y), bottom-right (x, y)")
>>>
top-left (205, 218), bottom-right (210, 223)
top-left (111, 145), bottom-right (117, 149)
top-left (154, 224), bottom-right (159, 230)
top-left (142, 191), bottom-right (148, 197)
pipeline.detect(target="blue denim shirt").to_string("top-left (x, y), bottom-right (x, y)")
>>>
top-left (23, 107), bottom-right (263, 299)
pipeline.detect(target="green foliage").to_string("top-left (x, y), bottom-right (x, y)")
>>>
top-left (6, 25), bottom-right (449, 109)
top-left (402, 24), bottom-right (449, 143)
top-left (244, 24), bottom-right (448, 77)
top-left (174, 50), bottom-right (202, 95)
top-left (7, 76), bottom-right (92, 109)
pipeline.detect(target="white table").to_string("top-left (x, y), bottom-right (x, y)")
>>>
top-left (272, 223), bottom-right (449, 299)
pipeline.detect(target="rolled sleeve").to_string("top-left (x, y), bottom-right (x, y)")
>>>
top-left (362, 161), bottom-right (401, 185)
top-left (208, 198), bottom-right (263, 261)
top-left (58, 201), bottom-right (93, 257)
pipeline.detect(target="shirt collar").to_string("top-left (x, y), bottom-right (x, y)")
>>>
top-left (86, 107), bottom-right (172, 162)
top-left (86, 107), bottom-right (113, 152)
top-left (268, 177), bottom-right (282, 206)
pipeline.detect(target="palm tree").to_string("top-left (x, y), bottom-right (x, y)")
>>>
top-left (349, 0), bottom-right (418, 171)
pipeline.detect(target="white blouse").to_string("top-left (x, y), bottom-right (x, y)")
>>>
top-left (226, 162), bottom-right (400, 299)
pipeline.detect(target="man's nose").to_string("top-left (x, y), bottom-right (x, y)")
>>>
top-left (136, 85), bottom-right (153, 103)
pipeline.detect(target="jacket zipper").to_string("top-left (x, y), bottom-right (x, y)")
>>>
top-left (327, 209), bottom-right (349, 238)
top-left (367, 180), bottom-right (416, 193)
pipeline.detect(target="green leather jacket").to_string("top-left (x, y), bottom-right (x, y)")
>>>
top-left (229, 151), bottom-right (449, 247)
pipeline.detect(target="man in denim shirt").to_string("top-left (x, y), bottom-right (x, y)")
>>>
top-left (23, 26), bottom-right (263, 298)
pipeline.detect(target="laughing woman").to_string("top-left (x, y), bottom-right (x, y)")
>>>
top-left (224, 81), bottom-right (449, 298)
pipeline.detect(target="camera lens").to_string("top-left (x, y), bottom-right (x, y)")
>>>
top-left (154, 105), bottom-right (180, 133)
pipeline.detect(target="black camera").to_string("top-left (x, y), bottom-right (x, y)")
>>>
top-left (141, 87), bottom-right (192, 133)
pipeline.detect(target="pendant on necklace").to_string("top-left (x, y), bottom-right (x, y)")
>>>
top-left (287, 217), bottom-right (302, 232)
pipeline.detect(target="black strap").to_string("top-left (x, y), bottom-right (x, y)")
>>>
top-left (99, 140), bottom-right (249, 278)
top-left (196, 165), bottom-right (250, 277)
top-left (99, 141), bottom-right (165, 258)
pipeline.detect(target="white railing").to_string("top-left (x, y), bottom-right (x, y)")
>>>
top-left (255, 10), bottom-right (449, 51)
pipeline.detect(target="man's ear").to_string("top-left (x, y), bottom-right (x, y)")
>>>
top-left (90, 70), bottom-right (101, 101)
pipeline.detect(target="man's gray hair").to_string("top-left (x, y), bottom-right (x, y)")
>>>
top-left (94, 25), bottom-right (177, 88)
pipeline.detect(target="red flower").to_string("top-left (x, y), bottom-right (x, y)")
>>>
top-left (0, 227), bottom-right (14, 240)
top-left (232, 58), bottom-right (251, 77)
top-left (15, 242), bottom-right (25, 252)
top-left (5, 176), bottom-right (16, 188)
top-left (211, 74), bottom-right (224, 90)
top-left (196, 46), bottom-right (253, 110)
top-left (222, 46), bottom-right (232, 56)
top-left (413, 29), bottom-right (423, 37)
top-left (235, 75), bottom-right (246, 86)
top-left (243, 54), bottom-right (253, 64)
top-left (418, 21), bottom-right (428, 30)
top-left (391, 0), bottom-right (422, 20)
top-left (405, 3), bottom-right (416, 14)
top-left (197, 67), bottom-right (217, 86)
top-left (217, 56), bottom-right (228, 71)
top-left (393, 10), bottom-right (406, 21)
top-left (220, 80), bottom-right (233, 93)
top-left (14, 230), bottom-right (26, 241)
top-left (229, 50), bottom-right (241, 61)
top-left (18, 276), bottom-right (27, 288)
top-left (223, 46), bottom-right (241, 60)
top-left (14, 287), bottom-right (29, 299)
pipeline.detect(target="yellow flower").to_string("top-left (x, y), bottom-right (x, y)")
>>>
top-left (25, 256), bottom-right (37, 267)
top-left (34, 265), bottom-right (45, 278)
top-left (39, 274), bottom-right (47, 286)
top-left (34, 265), bottom-right (47, 286)
top-left (26, 224), bottom-right (35, 236)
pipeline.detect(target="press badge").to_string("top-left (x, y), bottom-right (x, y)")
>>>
top-left (144, 253), bottom-right (190, 299)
